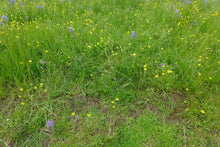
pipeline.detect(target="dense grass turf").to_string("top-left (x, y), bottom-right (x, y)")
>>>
top-left (0, 0), bottom-right (220, 146)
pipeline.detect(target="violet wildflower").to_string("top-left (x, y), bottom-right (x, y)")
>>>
top-left (69, 27), bottom-right (74, 32)
top-left (194, 19), bottom-right (197, 26)
top-left (131, 31), bottom-right (136, 38)
top-left (46, 120), bottom-right (54, 129)
top-left (187, 1), bottom-right (192, 4)
top-left (170, 5), bottom-right (174, 8)
top-left (9, 0), bottom-right (16, 4)
top-left (205, 0), bottom-right (208, 4)
top-left (41, 5), bottom-right (44, 8)
top-left (175, 9), bottom-right (179, 13)
top-left (175, 10), bottom-right (181, 17)
top-left (160, 63), bottom-right (165, 68)
top-left (1, 15), bottom-right (8, 22)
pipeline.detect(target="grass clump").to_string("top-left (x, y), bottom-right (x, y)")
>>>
top-left (0, 0), bottom-right (219, 146)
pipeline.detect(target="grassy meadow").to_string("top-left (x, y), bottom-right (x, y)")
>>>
top-left (0, 0), bottom-right (220, 146)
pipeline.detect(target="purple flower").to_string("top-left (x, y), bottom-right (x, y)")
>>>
top-left (159, 63), bottom-right (165, 68)
top-left (36, 5), bottom-right (44, 8)
top-left (175, 9), bottom-right (181, 17)
top-left (1, 15), bottom-right (8, 22)
top-left (187, 1), bottom-right (192, 4)
top-left (69, 27), bottom-right (74, 32)
top-left (25, 16), bottom-right (28, 19)
top-left (9, 0), bottom-right (16, 4)
top-left (170, 5), bottom-right (174, 8)
top-left (131, 31), bottom-right (136, 38)
top-left (204, 0), bottom-right (208, 4)
top-left (194, 19), bottom-right (197, 26)
top-left (46, 120), bottom-right (54, 128)
top-left (175, 9), bottom-right (179, 13)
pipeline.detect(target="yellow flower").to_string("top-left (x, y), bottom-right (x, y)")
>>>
top-left (39, 83), bottom-right (43, 88)
top-left (132, 53), bottom-right (136, 56)
top-left (111, 101), bottom-right (114, 104)
top-left (115, 98), bottom-right (119, 101)
top-left (167, 70), bottom-right (173, 74)
top-left (128, 43), bottom-right (131, 46)
top-left (112, 105), bottom-right (116, 108)
top-left (34, 86), bottom-right (38, 90)
top-left (20, 88), bottom-right (24, 91)
top-left (201, 110), bottom-right (205, 114)
top-left (155, 75), bottom-right (159, 78)
top-left (88, 45), bottom-right (92, 48)
top-left (87, 113), bottom-right (91, 117)
top-left (21, 102), bottom-right (25, 105)
top-left (44, 50), bottom-right (48, 53)
top-left (185, 108), bottom-right (189, 111)
top-left (162, 73), bottom-right (165, 75)
top-left (18, 95), bottom-right (22, 98)
top-left (144, 67), bottom-right (147, 71)
top-left (90, 74), bottom-right (93, 77)
top-left (209, 77), bottom-right (212, 80)
top-left (72, 112), bottom-right (75, 116)
top-left (44, 89), bottom-right (47, 92)
top-left (198, 72), bottom-right (201, 76)
top-left (198, 64), bottom-right (201, 67)
top-left (185, 88), bottom-right (189, 91)
top-left (28, 60), bottom-right (32, 63)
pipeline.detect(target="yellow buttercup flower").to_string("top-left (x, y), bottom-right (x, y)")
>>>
top-left (201, 110), bottom-right (205, 114)
top-left (167, 70), bottom-right (173, 74)
top-left (39, 83), bottom-right (43, 88)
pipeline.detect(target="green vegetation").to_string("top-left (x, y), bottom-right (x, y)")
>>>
top-left (0, 0), bottom-right (219, 146)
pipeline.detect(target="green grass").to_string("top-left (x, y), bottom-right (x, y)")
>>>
top-left (0, 0), bottom-right (220, 146)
